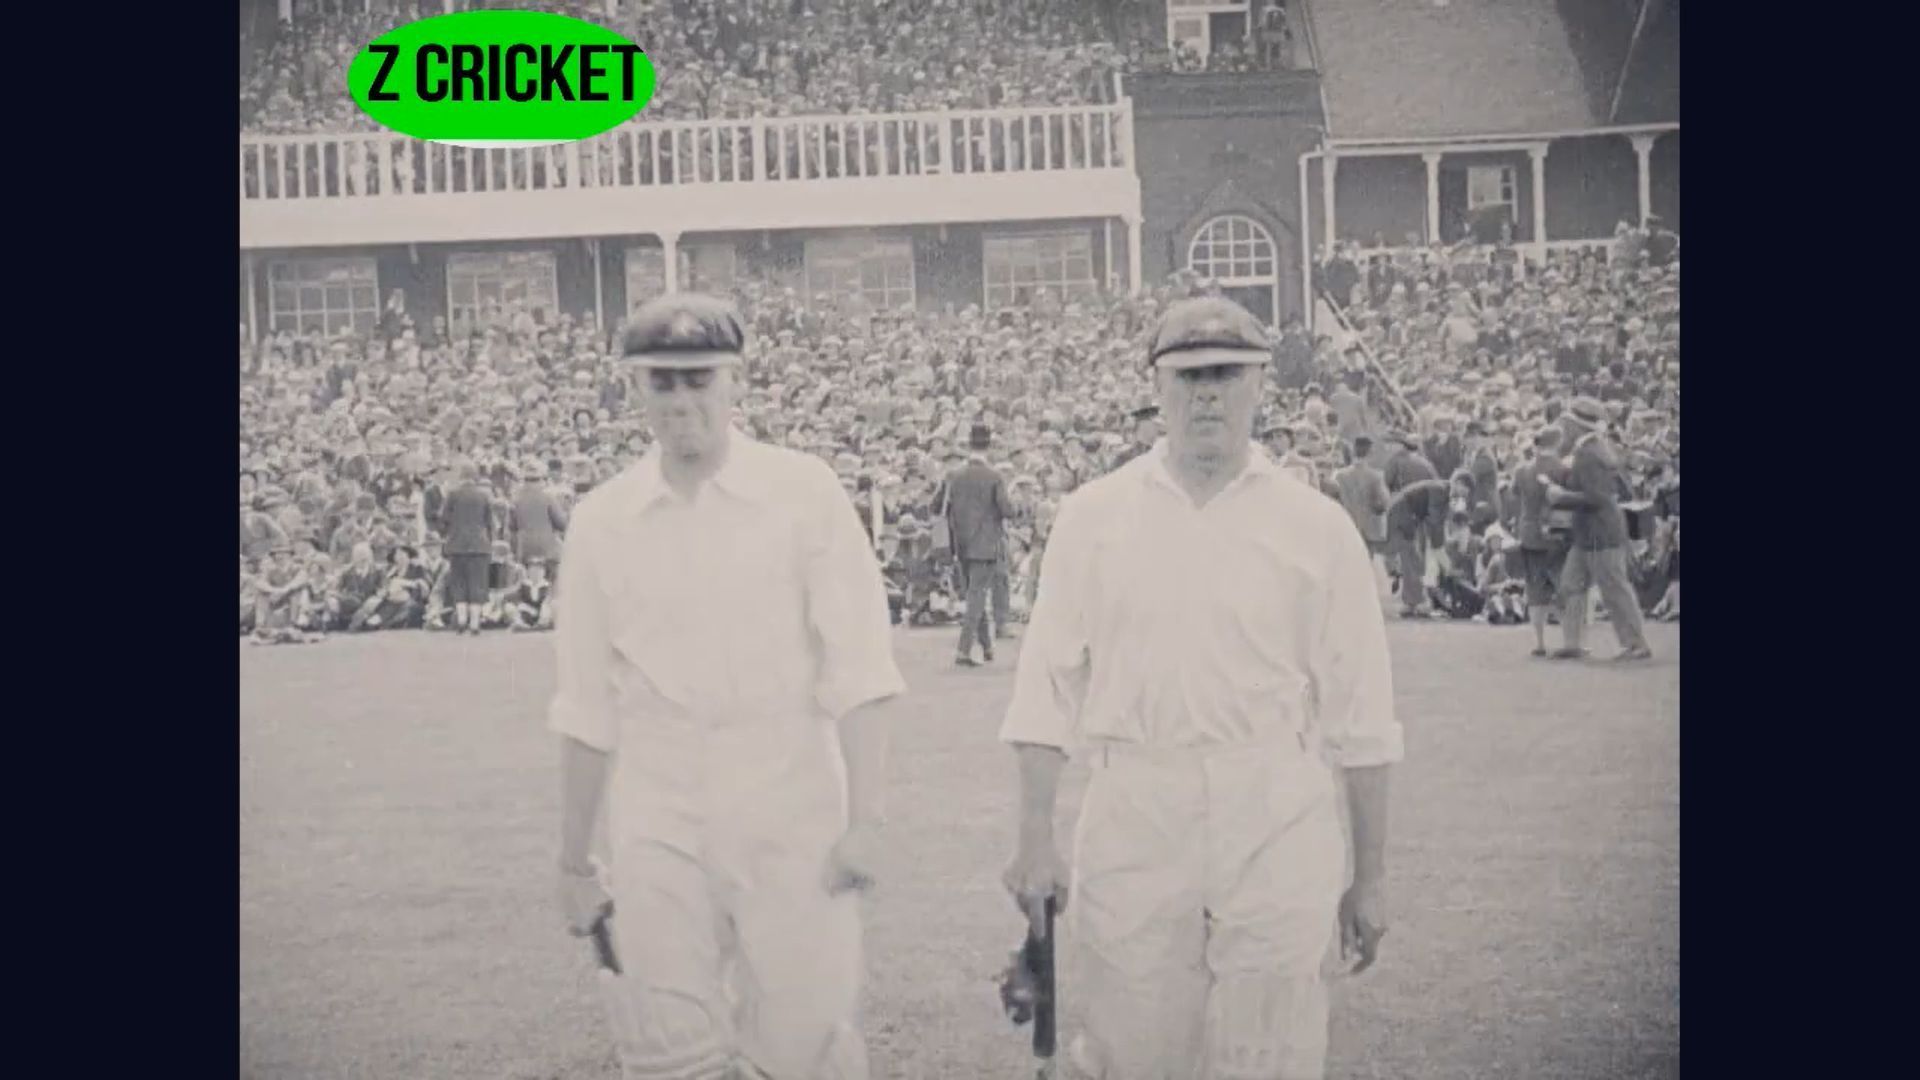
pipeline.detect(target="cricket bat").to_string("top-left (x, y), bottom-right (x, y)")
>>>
top-left (585, 869), bottom-right (647, 1062)
top-left (999, 894), bottom-right (1059, 1078)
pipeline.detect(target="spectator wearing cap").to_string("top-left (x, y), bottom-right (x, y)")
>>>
top-left (1546, 396), bottom-right (1652, 661)
top-left (418, 534), bottom-right (451, 630)
top-left (250, 540), bottom-right (312, 644)
top-left (1386, 473), bottom-right (1460, 619)
top-left (1423, 413), bottom-right (1463, 485)
top-left (1333, 434), bottom-right (1393, 581)
top-left (439, 460), bottom-right (495, 636)
top-left (1261, 422), bottom-right (1319, 489)
top-left (944, 420), bottom-right (1017, 666)
top-left (1329, 369), bottom-right (1373, 450)
top-left (510, 462), bottom-right (570, 576)
top-left (335, 541), bottom-right (385, 632)
top-left (1513, 427), bottom-right (1570, 657)
top-left (1000, 295), bottom-right (1400, 1080)
top-left (551, 293), bottom-right (903, 1080)
top-left (1110, 401), bottom-right (1160, 470)
top-left (359, 543), bottom-right (430, 631)
top-left (1382, 429), bottom-right (1439, 493)
top-left (241, 493), bottom-right (291, 562)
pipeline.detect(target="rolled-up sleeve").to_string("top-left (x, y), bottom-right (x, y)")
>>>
top-left (804, 465), bottom-right (907, 719)
top-left (547, 503), bottom-right (618, 753)
top-left (999, 496), bottom-right (1092, 751)
top-left (1313, 514), bottom-right (1404, 768)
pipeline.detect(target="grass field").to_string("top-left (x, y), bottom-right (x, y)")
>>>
top-left (240, 621), bottom-right (1679, 1080)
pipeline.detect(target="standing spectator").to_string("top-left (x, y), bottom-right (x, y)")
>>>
top-left (1384, 475), bottom-right (1451, 618)
top-left (1546, 397), bottom-right (1653, 661)
top-left (1333, 434), bottom-right (1392, 593)
top-left (944, 421), bottom-right (1015, 667)
top-left (1512, 426), bottom-right (1569, 657)
top-left (439, 459), bottom-right (496, 636)
top-left (510, 460), bottom-right (570, 573)
top-left (1329, 369), bottom-right (1372, 450)
top-left (1423, 413), bottom-right (1463, 484)
top-left (1382, 430), bottom-right (1439, 493)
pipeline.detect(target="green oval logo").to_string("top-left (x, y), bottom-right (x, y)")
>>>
top-left (348, 10), bottom-right (655, 144)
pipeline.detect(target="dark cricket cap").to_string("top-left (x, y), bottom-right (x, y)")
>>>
top-left (619, 293), bottom-right (747, 368)
top-left (1146, 297), bottom-right (1270, 369)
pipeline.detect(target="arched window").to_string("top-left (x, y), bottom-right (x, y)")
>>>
top-left (1186, 214), bottom-right (1279, 325)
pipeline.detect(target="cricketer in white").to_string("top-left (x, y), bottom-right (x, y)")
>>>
top-left (1000, 296), bottom-right (1404, 1080)
top-left (552, 294), bottom-right (904, 1080)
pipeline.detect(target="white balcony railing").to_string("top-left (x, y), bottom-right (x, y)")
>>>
top-left (240, 103), bottom-right (1135, 203)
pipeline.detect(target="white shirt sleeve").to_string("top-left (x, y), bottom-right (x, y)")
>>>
top-left (804, 464), bottom-right (908, 719)
top-left (999, 495), bottom-right (1093, 750)
top-left (546, 502), bottom-right (618, 753)
top-left (1312, 511), bottom-right (1404, 768)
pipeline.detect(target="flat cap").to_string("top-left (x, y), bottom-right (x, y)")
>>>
top-left (619, 294), bottom-right (746, 368)
top-left (1146, 297), bottom-right (1270, 369)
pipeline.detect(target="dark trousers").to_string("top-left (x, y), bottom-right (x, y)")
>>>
top-left (1389, 528), bottom-right (1427, 612)
top-left (1559, 545), bottom-right (1649, 652)
top-left (957, 558), bottom-right (1001, 657)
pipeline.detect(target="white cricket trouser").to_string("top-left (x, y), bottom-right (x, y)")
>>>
top-left (1064, 736), bottom-right (1345, 1080)
top-left (606, 730), bottom-right (866, 1080)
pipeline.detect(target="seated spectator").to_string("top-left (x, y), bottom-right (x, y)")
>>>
top-left (508, 559), bottom-right (555, 632)
top-left (359, 544), bottom-right (431, 631)
top-left (337, 542), bottom-right (387, 632)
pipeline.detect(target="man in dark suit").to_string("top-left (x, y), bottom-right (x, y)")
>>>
top-left (1512, 426), bottom-right (1568, 657)
top-left (943, 421), bottom-right (1015, 666)
top-left (1422, 413), bottom-right (1463, 485)
top-left (1384, 475), bottom-right (1460, 618)
top-left (1382, 430), bottom-right (1439, 493)
top-left (1547, 397), bottom-right (1652, 661)
top-left (438, 460), bottom-right (495, 636)
top-left (1334, 435), bottom-right (1391, 554)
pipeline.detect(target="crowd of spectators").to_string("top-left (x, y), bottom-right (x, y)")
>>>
top-left (239, 224), bottom-right (1678, 644)
top-left (1312, 220), bottom-right (1681, 623)
top-left (240, 0), bottom-right (1307, 135)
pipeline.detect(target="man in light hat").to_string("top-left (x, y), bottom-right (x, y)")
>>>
top-left (1545, 396), bottom-right (1653, 661)
top-left (1000, 296), bottom-right (1401, 1079)
top-left (551, 293), bottom-right (905, 1080)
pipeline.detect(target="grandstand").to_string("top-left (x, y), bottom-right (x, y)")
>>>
top-left (238, 0), bottom-right (1677, 343)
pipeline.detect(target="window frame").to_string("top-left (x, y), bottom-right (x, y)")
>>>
top-left (981, 230), bottom-right (1100, 312)
top-left (266, 256), bottom-right (380, 337)
top-left (803, 236), bottom-right (916, 311)
top-left (623, 243), bottom-right (739, 312)
top-left (1466, 164), bottom-right (1520, 221)
top-left (445, 250), bottom-right (560, 336)
top-left (1185, 213), bottom-right (1279, 322)
top-left (1166, 0), bottom-right (1251, 57)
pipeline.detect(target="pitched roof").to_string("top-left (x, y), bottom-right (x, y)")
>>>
top-left (1309, 0), bottom-right (1639, 140)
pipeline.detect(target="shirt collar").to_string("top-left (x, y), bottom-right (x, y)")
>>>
top-left (623, 427), bottom-right (777, 516)
top-left (1141, 437), bottom-right (1279, 499)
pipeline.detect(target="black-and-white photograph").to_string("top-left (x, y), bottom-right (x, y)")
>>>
top-left (239, 2), bottom-right (1679, 1076)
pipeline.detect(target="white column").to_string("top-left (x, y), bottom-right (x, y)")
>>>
top-left (1126, 217), bottom-right (1143, 295)
top-left (1528, 145), bottom-right (1549, 245)
top-left (660, 232), bottom-right (681, 294)
top-left (1320, 155), bottom-right (1339, 257)
top-left (1299, 153), bottom-right (1315, 323)
top-left (1422, 152), bottom-right (1442, 244)
top-left (1630, 134), bottom-right (1657, 227)
top-left (1104, 218), bottom-right (1116, 292)
top-left (244, 252), bottom-right (258, 345)
top-left (278, 0), bottom-right (292, 20)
